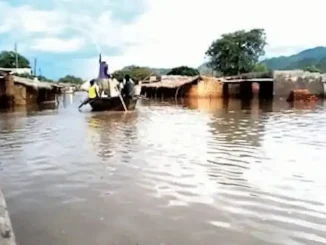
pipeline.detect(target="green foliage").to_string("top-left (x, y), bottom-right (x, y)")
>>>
top-left (0, 51), bottom-right (30, 68)
top-left (37, 75), bottom-right (54, 82)
top-left (206, 29), bottom-right (267, 76)
top-left (303, 65), bottom-right (322, 73)
top-left (260, 46), bottom-right (326, 72)
top-left (58, 75), bottom-right (84, 84)
top-left (112, 66), bottom-right (152, 81)
top-left (252, 63), bottom-right (269, 72)
top-left (167, 66), bottom-right (199, 76)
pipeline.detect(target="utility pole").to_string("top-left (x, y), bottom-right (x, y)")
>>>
top-left (34, 58), bottom-right (37, 76)
top-left (14, 43), bottom-right (18, 72)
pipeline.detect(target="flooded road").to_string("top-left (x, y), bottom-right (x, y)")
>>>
top-left (1, 93), bottom-right (326, 245)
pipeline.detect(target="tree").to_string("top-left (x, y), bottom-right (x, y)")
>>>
top-left (252, 63), bottom-right (269, 73)
top-left (58, 75), bottom-right (84, 84)
top-left (304, 65), bottom-right (321, 73)
top-left (0, 51), bottom-right (30, 68)
top-left (167, 66), bottom-right (199, 76)
top-left (112, 66), bottom-right (152, 81)
top-left (205, 29), bottom-right (267, 76)
top-left (37, 75), bottom-right (53, 82)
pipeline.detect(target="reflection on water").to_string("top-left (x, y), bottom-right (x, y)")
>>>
top-left (62, 93), bottom-right (77, 108)
top-left (1, 94), bottom-right (326, 245)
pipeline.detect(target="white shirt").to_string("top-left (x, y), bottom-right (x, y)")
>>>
top-left (109, 78), bottom-right (120, 97)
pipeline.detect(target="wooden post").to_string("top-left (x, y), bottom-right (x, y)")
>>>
top-left (259, 82), bottom-right (274, 99)
top-left (240, 82), bottom-right (253, 99)
top-left (222, 83), bottom-right (229, 98)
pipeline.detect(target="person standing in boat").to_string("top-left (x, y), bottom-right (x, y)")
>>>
top-left (78, 79), bottom-right (99, 109)
top-left (122, 74), bottom-right (135, 98)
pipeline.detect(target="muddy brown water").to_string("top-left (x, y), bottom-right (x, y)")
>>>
top-left (0, 93), bottom-right (326, 245)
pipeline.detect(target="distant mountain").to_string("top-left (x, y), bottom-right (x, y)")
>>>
top-left (198, 47), bottom-right (326, 75)
top-left (260, 46), bottom-right (326, 72)
top-left (125, 47), bottom-right (326, 78)
top-left (198, 63), bottom-right (220, 76)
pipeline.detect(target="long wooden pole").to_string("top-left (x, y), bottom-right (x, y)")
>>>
top-left (115, 85), bottom-right (127, 111)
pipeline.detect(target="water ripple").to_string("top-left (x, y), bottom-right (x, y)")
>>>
top-left (0, 96), bottom-right (326, 245)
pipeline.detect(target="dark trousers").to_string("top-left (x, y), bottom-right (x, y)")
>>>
top-left (78, 97), bottom-right (94, 108)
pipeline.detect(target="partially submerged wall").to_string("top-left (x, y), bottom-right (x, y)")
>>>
top-left (13, 84), bottom-right (28, 105)
top-left (274, 70), bottom-right (326, 97)
top-left (141, 75), bottom-right (223, 99)
top-left (0, 189), bottom-right (17, 245)
top-left (12, 85), bottom-right (41, 106)
top-left (0, 77), bottom-right (5, 97)
top-left (0, 74), bottom-right (15, 108)
top-left (185, 76), bottom-right (223, 98)
top-left (2, 80), bottom-right (58, 107)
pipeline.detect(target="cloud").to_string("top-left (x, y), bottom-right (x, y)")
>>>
top-left (79, 0), bottom-right (326, 78)
top-left (0, 1), bottom-right (66, 34)
top-left (30, 37), bottom-right (86, 53)
top-left (1, 0), bottom-right (326, 79)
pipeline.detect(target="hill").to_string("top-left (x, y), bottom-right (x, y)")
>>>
top-left (260, 46), bottom-right (326, 72)
top-left (198, 63), bottom-right (221, 76)
top-left (123, 47), bottom-right (326, 77)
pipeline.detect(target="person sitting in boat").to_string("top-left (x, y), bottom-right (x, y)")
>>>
top-left (122, 74), bottom-right (135, 98)
top-left (78, 79), bottom-right (99, 109)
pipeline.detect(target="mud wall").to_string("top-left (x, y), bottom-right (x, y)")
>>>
top-left (274, 70), bottom-right (326, 97)
top-left (13, 86), bottom-right (56, 106)
top-left (0, 75), bottom-right (15, 108)
top-left (13, 84), bottom-right (27, 105)
top-left (185, 76), bottom-right (223, 98)
top-left (13, 85), bottom-right (40, 106)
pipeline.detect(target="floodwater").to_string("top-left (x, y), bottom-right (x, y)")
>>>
top-left (1, 93), bottom-right (326, 245)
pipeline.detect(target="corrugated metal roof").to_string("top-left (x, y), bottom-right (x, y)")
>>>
top-left (142, 75), bottom-right (200, 88)
top-left (13, 76), bottom-right (62, 90)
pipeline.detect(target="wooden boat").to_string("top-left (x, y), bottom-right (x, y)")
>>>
top-left (89, 96), bottom-right (138, 111)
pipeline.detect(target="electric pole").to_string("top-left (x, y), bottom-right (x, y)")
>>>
top-left (34, 58), bottom-right (37, 76)
top-left (14, 43), bottom-right (18, 71)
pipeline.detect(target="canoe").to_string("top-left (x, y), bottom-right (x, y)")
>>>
top-left (89, 96), bottom-right (138, 111)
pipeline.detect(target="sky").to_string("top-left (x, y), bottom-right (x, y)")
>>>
top-left (1, 0), bottom-right (326, 80)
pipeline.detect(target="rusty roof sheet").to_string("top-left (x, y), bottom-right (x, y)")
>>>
top-left (141, 75), bottom-right (200, 88)
top-left (13, 76), bottom-right (62, 90)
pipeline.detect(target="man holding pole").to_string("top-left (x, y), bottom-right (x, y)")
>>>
top-left (78, 79), bottom-right (99, 109)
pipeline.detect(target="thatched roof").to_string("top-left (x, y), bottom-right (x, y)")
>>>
top-left (141, 75), bottom-right (200, 88)
top-left (13, 76), bottom-right (62, 90)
